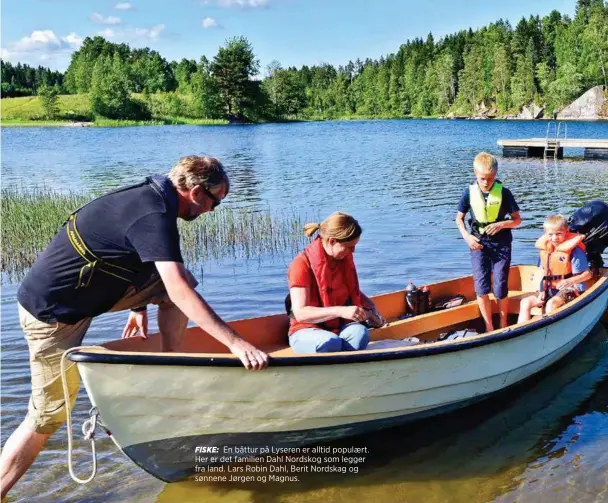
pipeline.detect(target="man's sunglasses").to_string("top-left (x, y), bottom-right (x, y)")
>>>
top-left (202, 186), bottom-right (222, 209)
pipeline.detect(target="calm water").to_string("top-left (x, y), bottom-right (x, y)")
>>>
top-left (1, 119), bottom-right (608, 503)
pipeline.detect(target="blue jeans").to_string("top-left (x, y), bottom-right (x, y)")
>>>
top-left (289, 323), bottom-right (370, 354)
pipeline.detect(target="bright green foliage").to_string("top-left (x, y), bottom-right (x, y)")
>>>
top-left (3, 1), bottom-right (608, 121)
top-left (38, 83), bottom-right (59, 119)
top-left (210, 36), bottom-right (259, 116)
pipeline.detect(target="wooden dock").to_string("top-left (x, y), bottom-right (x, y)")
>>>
top-left (497, 138), bottom-right (608, 160)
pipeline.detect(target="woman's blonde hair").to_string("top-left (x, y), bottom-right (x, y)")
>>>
top-left (168, 155), bottom-right (229, 192)
top-left (303, 212), bottom-right (362, 242)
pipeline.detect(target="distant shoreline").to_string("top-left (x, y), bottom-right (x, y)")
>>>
top-left (3, 116), bottom-right (608, 128)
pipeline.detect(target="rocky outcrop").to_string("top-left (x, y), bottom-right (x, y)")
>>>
top-left (517, 103), bottom-right (544, 120)
top-left (557, 85), bottom-right (607, 120)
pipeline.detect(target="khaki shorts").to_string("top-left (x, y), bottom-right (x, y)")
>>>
top-left (19, 274), bottom-right (174, 434)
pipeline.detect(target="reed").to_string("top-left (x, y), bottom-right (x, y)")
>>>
top-left (1, 188), bottom-right (310, 282)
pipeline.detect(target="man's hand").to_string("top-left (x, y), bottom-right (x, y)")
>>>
top-left (122, 310), bottom-right (148, 339)
top-left (485, 222), bottom-right (505, 236)
top-left (228, 339), bottom-right (269, 370)
top-left (465, 234), bottom-right (483, 250)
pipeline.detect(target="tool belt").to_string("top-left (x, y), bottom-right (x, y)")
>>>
top-left (66, 213), bottom-right (137, 289)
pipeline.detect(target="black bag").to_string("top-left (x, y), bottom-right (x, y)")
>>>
top-left (432, 295), bottom-right (467, 311)
top-left (438, 328), bottom-right (478, 341)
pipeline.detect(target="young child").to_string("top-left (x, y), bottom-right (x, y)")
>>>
top-left (456, 152), bottom-right (522, 332)
top-left (518, 215), bottom-right (592, 323)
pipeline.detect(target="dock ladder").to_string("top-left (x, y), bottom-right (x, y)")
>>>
top-left (544, 121), bottom-right (567, 160)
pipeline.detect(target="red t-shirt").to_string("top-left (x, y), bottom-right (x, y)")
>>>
top-left (287, 253), bottom-right (351, 335)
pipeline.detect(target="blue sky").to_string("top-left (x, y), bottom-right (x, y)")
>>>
top-left (1, 0), bottom-right (576, 74)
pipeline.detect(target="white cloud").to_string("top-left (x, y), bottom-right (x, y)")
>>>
top-left (97, 29), bottom-right (116, 38)
top-left (202, 17), bottom-right (220, 28)
top-left (90, 12), bottom-right (122, 25)
top-left (0, 30), bottom-right (83, 69)
top-left (133, 24), bottom-right (165, 39)
top-left (201, 0), bottom-right (270, 8)
top-left (114, 2), bottom-right (134, 10)
top-left (94, 24), bottom-right (165, 43)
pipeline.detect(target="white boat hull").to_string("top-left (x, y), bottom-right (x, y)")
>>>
top-left (74, 278), bottom-right (608, 482)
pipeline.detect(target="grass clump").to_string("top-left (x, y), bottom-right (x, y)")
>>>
top-left (1, 188), bottom-right (309, 282)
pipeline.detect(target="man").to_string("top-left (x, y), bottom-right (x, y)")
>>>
top-left (1, 155), bottom-right (269, 498)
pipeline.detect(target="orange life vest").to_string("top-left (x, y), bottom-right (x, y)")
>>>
top-left (302, 236), bottom-right (362, 332)
top-left (535, 232), bottom-right (586, 290)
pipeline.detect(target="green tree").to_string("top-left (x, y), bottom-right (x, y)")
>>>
top-left (581, 2), bottom-right (608, 87)
top-left (548, 62), bottom-right (584, 109)
top-left (191, 56), bottom-right (222, 118)
top-left (38, 83), bottom-right (59, 119)
top-left (90, 55), bottom-right (148, 119)
top-left (211, 37), bottom-right (260, 117)
top-left (492, 44), bottom-right (512, 111)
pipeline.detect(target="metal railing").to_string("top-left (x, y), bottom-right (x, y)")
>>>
top-left (544, 121), bottom-right (567, 160)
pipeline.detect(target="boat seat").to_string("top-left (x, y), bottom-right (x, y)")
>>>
top-left (268, 345), bottom-right (297, 357)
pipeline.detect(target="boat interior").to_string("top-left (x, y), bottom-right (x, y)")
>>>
top-left (99, 265), bottom-right (606, 358)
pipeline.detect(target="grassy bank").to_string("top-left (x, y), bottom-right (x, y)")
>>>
top-left (0, 95), bottom-right (230, 127)
top-left (1, 188), bottom-right (309, 282)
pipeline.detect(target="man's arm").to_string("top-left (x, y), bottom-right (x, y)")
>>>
top-left (155, 261), bottom-right (268, 370)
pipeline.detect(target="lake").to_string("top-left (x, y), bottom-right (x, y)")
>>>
top-left (1, 119), bottom-right (608, 502)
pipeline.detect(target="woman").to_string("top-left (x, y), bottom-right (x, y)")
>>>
top-left (287, 212), bottom-right (385, 353)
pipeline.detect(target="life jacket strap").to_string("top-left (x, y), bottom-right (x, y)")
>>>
top-left (543, 273), bottom-right (573, 281)
top-left (66, 214), bottom-right (136, 289)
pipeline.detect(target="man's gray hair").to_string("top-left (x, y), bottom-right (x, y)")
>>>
top-left (168, 155), bottom-right (229, 193)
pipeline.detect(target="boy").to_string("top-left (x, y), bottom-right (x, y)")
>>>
top-left (456, 152), bottom-right (522, 332)
top-left (518, 215), bottom-right (592, 323)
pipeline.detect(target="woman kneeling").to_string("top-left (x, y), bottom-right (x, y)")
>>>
top-left (287, 212), bottom-right (385, 354)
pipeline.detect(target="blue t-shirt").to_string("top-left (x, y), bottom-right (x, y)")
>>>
top-left (538, 247), bottom-right (589, 293)
top-left (18, 176), bottom-right (183, 323)
top-left (458, 180), bottom-right (520, 245)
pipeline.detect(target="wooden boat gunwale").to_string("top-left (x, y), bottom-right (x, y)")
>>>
top-left (69, 269), bottom-right (608, 367)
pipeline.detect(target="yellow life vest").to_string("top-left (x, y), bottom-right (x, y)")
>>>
top-left (469, 182), bottom-right (503, 233)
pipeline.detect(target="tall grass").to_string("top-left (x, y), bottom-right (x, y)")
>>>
top-left (1, 188), bottom-right (309, 282)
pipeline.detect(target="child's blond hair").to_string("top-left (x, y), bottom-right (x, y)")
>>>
top-left (543, 214), bottom-right (568, 230)
top-left (473, 152), bottom-right (498, 173)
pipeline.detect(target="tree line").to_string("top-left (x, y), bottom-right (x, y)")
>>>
top-left (2, 0), bottom-right (607, 120)
top-left (1, 61), bottom-right (64, 98)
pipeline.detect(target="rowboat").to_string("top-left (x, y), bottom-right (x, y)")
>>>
top-left (68, 265), bottom-right (608, 482)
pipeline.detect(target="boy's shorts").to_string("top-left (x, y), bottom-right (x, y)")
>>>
top-left (19, 271), bottom-right (196, 435)
top-left (470, 242), bottom-right (512, 299)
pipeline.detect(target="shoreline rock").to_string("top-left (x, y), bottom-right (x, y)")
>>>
top-left (557, 85), bottom-right (607, 120)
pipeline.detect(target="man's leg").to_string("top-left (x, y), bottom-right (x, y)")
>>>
top-left (471, 249), bottom-right (493, 332)
top-left (1, 306), bottom-right (90, 498)
top-left (1, 423), bottom-right (51, 499)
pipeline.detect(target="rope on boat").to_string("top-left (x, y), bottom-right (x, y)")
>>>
top-left (60, 346), bottom-right (108, 484)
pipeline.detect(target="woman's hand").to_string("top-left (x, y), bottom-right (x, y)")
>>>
top-left (122, 310), bottom-right (148, 339)
top-left (340, 306), bottom-right (370, 323)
